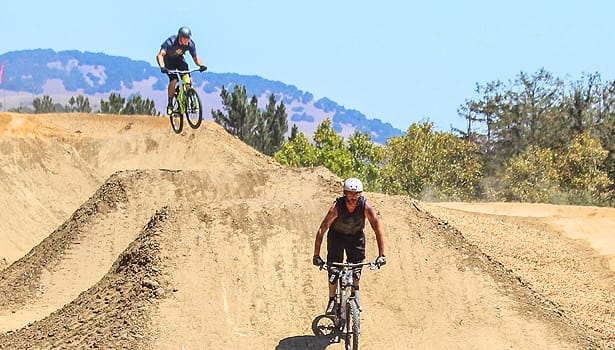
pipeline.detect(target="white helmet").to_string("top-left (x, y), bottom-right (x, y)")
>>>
top-left (343, 178), bottom-right (363, 192)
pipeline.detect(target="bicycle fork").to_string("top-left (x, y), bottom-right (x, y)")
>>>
top-left (337, 274), bottom-right (358, 334)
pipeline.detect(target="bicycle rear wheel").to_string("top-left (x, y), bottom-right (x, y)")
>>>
top-left (184, 88), bottom-right (203, 129)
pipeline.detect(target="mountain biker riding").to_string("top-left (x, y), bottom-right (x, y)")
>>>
top-left (156, 26), bottom-right (207, 115)
top-left (312, 178), bottom-right (386, 315)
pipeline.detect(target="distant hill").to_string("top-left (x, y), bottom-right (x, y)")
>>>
top-left (0, 49), bottom-right (403, 143)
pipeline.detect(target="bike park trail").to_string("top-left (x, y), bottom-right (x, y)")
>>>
top-left (0, 112), bottom-right (612, 349)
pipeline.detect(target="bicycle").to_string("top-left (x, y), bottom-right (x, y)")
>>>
top-left (312, 260), bottom-right (380, 350)
top-left (165, 68), bottom-right (205, 134)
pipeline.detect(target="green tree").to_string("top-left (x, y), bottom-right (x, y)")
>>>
top-left (380, 122), bottom-right (482, 200)
top-left (562, 73), bottom-right (602, 137)
top-left (212, 85), bottom-right (258, 141)
top-left (122, 95), bottom-right (158, 115)
top-left (347, 130), bottom-right (383, 191)
top-left (33, 95), bottom-right (58, 113)
top-left (252, 93), bottom-right (288, 155)
top-left (99, 93), bottom-right (125, 114)
top-left (66, 95), bottom-right (92, 113)
top-left (501, 146), bottom-right (559, 202)
top-left (8, 105), bottom-right (34, 113)
top-left (275, 121), bottom-right (384, 191)
top-left (313, 118), bottom-right (353, 179)
top-left (556, 133), bottom-right (611, 203)
top-left (213, 85), bottom-right (288, 155)
top-left (274, 131), bottom-right (318, 167)
top-left (458, 80), bottom-right (506, 145)
top-left (289, 124), bottom-right (299, 141)
top-left (460, 69), bottom-right (565, 176)
top-left (597, 79), bottom-right (615, 191)
top-left (514, 69), bottom-right (563, 149)
top-left (266, 95), bottom-right (288, 156)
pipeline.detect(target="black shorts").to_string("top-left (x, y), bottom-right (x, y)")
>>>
top-left (163, 56), bottom-right (189, 82)
top-left (326, 230), bottom-right (365, 264)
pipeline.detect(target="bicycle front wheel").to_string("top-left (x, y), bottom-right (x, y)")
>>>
top-left (184, 88), bottom-right (203, 129)
top-left (169, 99), bottom-right (183, 134)
top-left (311, 314), bottom-right (336, 338)
top-left (349, 299), bottom-right (361, 350)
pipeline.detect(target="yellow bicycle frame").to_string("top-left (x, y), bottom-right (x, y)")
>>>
top-left (177, 74), bottom-right (192, 115)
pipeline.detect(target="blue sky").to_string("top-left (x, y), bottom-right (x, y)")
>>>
top-left (1, 0), bottom-right (614, 131)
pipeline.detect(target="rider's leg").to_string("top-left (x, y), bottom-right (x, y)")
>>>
top-left (347, 233), bottom-right (366, 310)
top-left (167, 79), bottom-right (178, 103)
top-left (327, 233), bottom-right (344, 299)
top-left (166, 78), bottom-right (178, 114)
top-left (324, 278), bottom-right (337, 314)
top-left (328, 281), bottom-right (336, 298)
top-left (164, 56), bottom-right (184, 113)
top-left (326, 232), bottom-right (344, 314)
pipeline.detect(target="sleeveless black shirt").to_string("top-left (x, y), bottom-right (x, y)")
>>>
top-left (330, 196), bottom-right (366, 235)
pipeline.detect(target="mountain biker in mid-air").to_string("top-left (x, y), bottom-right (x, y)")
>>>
top-left (156, 26), bottom-right (207, 115)
top-left (312, 178), bottom-right (386, 315)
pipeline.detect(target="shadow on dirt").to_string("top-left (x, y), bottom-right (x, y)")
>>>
top-left (274, 335), bottom-right (333, 350)
top-left (275, 315), bottom-right (340, 349)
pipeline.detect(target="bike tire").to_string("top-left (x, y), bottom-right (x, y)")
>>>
top-left (349, 299), bottom-right (361, 350)
top-left (311, 314), bottom-right (337, 338)
top-left (343, 301), bottom-right (352, 350)
top-left (184, 88), bottom-right (203, 129)
top-left (169, 112), bottom-right (183, 134)
top-left (169, 97), bottom-right (184, 134)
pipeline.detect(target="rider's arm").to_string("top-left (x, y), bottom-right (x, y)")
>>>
top-left (313, 204), bottom-right (338, 257)
top-left (156, 48), bottom-right (167, 68)
top-left (192, 55), bottom-right (205, 67)
top-left (365, 201), bottom-right (385, 257)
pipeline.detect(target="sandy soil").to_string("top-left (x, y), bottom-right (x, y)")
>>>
top-left (0, 112), bottom-right (613, 349)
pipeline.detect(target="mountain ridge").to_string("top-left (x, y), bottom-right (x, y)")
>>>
top-left (0, 49), bottom-right (403, 143)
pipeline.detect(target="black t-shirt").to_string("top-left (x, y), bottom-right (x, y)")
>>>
top-left (330, 196), bottom-right (366, 235)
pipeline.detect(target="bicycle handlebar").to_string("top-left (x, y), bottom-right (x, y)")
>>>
top-left (165, 68), bottom-right (203, 74)
top-left (320, 260), bottom-right (380, 271)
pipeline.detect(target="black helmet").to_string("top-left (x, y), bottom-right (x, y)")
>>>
top-left (178, 26), bottom-right (192, 38)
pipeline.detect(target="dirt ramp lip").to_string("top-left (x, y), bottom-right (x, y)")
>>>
top-left (0, 207), bottom-right (171, 349)
top-left (0, 172), bottom-right (131, 310)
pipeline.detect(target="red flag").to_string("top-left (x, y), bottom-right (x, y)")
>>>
top-left (0, 61), bottom-right (5, 86)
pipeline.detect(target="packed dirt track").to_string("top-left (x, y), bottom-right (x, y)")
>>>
top-left (0, 113), bottom-right (613, 349)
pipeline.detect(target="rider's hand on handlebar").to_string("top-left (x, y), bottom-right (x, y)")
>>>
top-left (375, 255), bottom-right (387, 267)
top-left (160, 67), bottom-right (169, 74)
top-left (199, 65), bottom-right (207, 72)
top-left (313, 255), bottom-right (325, 267)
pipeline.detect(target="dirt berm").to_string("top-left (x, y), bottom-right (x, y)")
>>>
top-left (0, 113), bottom-right (613, 349)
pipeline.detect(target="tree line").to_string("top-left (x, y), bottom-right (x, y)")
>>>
top-left (457, 68), bottom-right (614, 205)
top-left (271, 69), bottom-right (613, 206)
top-left (4, 69), bottom-right (613, 206)
top-left (212, 85), bottom-right (287, 156)
top-left (7, 93), bottom-right (159, 115)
